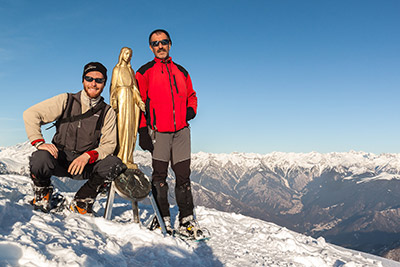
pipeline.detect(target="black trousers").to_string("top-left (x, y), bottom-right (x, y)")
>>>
top-left (152, 159), bottom-right (194, 221)
top-left (29, 150), bottom-right (125, 200)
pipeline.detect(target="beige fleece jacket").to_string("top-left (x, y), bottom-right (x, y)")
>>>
top-left (23, 90), bottom-right (117, 161)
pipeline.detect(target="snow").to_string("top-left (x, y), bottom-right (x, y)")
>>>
top-left (1, 143), bottom-right (400, 266)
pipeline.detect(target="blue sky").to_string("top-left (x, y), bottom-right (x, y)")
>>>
top-left (1, 0), bottom-right (399, 154)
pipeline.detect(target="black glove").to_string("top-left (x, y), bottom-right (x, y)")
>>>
top-left (138, 127), bottom-right (154, 152)
top-left (186, 107), bottom-right (196, 121)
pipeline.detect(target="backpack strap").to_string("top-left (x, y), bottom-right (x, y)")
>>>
top-left (56, 98), bottom-right (106, 125)
top-left (45, 93), bottom-right (72, 130)
top-left (46, 95), bottom-right (107, 130)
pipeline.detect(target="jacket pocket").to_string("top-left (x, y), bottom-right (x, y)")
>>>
top-left (152, 108), bottom-right (157, 130)
top-left (173, 75), bottom-right (179, 94)
top-left (145, 97), bottom-right (151, 126)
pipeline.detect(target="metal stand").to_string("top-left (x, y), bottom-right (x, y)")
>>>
top-left (132, 200), bottom-right (139, 223)
top-left (103, 181), bottom-right (167, 236)
top-left (104, 181), bottom-right (116, 220)
top-left (148, 190), bottom-right (167, 235)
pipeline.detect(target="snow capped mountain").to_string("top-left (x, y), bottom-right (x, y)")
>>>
top-left (1, 142), bottom-right (400, 265)
top-left (0, 143), bottom-right (34, 176)
top-left (191, 150), bottom-right (400, 182)
top-left (153, 149), bottom-right (400, 260)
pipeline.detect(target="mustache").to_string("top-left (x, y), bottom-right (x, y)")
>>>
top-left (157, 48), bottom-right (166, 53)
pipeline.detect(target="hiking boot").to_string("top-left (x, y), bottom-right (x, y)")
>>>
top-left (149, 216), bottom-right (174, 235)
top-left (97, 181), bottom-right (111, 196)
top-left (69, 198), bottom-right (94, 215)
top-left (163, 216), bottom-right (173, 235)
top-left (31, 185), bottom-right (53, 213)
top-left (179, 215), bottom-right (203, 238)
top-left (148, 216), bottom-right (159, 230)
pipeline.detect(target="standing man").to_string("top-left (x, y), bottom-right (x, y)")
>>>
top-left (136, 29), bottom-right (198, 236)
top-left (23, 62), bottom-right (126, 214)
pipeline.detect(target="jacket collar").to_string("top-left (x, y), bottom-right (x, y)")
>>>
top-left (81, 90), bottom-right (103, 112)
top-left (154, 57), bottom-right (172, 64)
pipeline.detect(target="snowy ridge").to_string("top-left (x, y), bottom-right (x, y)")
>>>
top-left (0, 174), bottom-right (396, 266)
top-left (189, 150), bottom-right (400, 182)
top-left (0, 142), bottom-right (34, 175)
top-left (1, 143), bottom-right (400, 266)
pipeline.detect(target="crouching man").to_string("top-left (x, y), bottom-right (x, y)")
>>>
top-left (23, 62), bottom-right (126, 214)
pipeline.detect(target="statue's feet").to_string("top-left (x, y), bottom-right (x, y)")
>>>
top-left (125, 162), bottom-right (138, 169)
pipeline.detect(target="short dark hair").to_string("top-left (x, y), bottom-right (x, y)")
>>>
top-left (149, 29), bottom-right (172, 45)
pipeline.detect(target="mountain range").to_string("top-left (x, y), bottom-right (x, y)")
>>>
top-left (135, 150), bottom-right (400, 261)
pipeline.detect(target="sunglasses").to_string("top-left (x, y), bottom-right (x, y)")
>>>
top-left (84, 76), bottom-right (105, 84)
top-left (150, 39), bottom-right (170, 47)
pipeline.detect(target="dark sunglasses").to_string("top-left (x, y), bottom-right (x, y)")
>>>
top-left (84, 76), bottom-right (105, 84)
top-left (150, 39), bottom-right (170, 47)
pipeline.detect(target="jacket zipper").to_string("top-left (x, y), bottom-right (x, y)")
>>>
top-left (165, 62), bottom-right (177, 131)
top-left (153, 109), bottom-right (157, 131)
top-left (74, 119), bottom-right (81, 152)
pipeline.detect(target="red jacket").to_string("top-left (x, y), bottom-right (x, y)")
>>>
top-left (136, 57), bottom-right (198, 132)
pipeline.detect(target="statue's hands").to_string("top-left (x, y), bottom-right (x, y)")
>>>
top-left (38, 143), bottom-right (58, 159)
top-left (138, 101), bottom-right (146, 112)
top-left (111, 99), bottom-right (117, 111)
top-left (68, 153), bottom-right (90, 176)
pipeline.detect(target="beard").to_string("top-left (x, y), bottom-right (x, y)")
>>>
top-left (84, 85), bottom-right (103, 99)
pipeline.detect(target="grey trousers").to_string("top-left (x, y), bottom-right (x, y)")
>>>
top-left (150, 127), bottom-right (194, 221)
top-left (152, 127), bottom-right (191, 164)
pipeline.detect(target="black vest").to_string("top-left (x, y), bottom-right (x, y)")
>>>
top-left (52, 91), bottom-right (110, 153)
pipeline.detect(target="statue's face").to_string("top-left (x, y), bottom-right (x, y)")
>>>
top-left (83, 71), bottom-right (105, 98)
top-left (149, 32), bottom-right (171, 60)
top-left (123, 49), bottom-right (131, 62)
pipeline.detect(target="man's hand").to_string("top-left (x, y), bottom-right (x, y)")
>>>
top-left (186, 107), bottom-right (196, 121)
top-left (68, 153), bottom-right (90, 176)
top-left (138, 127), bottom-right (154, 152)
top-left (38, 143), bottom-right (59, 159)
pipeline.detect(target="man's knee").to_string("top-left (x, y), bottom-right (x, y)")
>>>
top-left (93, 155), bottom-right (126, 181)
top-left (172, 159), bottom-right (191, 187)
top-left (152, 159), bottom-right (169, 183)
top-left (29, 150), bottom-right (56, 178)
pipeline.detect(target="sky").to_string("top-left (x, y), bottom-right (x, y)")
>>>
top-left (0, 0), bottom-right (399, 154)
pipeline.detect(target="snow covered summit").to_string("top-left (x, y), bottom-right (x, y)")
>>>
top-left (0, 143), bottom-right (398, 266)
